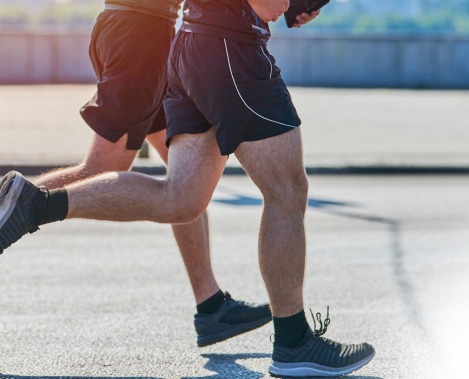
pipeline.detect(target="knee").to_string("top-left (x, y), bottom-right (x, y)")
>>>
top-left (263, 170), bottom-right (309, 211)
top-left (171, 208), bottom-right (197, 224)
top-left (79, 157), bottom-right (132, 176)
top-left (171, 203), bottom-right (207, 224)
top-left (289, 170), bottom-right (309, 211)
top-left (63, 162), bottom-right (102, 180)
top-left (73, 161), bottom-right (107, 178)
top-left (165, 192), bottom-right (210, 224)
top-left (74, 162), bottom-right (95, 177)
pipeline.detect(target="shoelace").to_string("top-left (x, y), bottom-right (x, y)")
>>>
top-left (310, 306), bottom-right (331, 337)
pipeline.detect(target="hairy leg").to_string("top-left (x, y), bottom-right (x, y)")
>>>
top-left (34, 134), bottom-right (137, 189)
top-left (146, 131), bottom-right (220, 303)
top-left (235, 128), bottom-right (308, 317)
top-left (35, 130), bottom-right (220, 304)
top-left (66, 128), bottom-right (227, 224)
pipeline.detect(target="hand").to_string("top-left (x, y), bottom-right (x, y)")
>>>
top-left (292, 10), bottom-right (320, 28)
top-left (247, 0), bottom-right (290, 23)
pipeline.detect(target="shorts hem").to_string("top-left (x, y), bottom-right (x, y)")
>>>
top-left (81, 115), bottom-right (145, 151)
top-left (219, 125), bottom-right (300, 156)
top-left (165, 126), bottom-right (212, 148)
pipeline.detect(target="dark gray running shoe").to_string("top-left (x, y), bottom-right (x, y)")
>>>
top-left (269, 309), bottom-right (375, 377)
top-left (0, 171), bottom-right (41, 254)
top-left (194, 292), bottom-right (272, 347)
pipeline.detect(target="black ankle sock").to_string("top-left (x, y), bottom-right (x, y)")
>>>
top-left (196, 290), bottom-right (225, 314)
top-left (273, 310), bottom-right (309, 348)
top-left (34, 188), bottom-right (69, 226)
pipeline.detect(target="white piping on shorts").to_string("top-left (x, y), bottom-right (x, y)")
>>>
top-left (260, 45), bottom-right (273, 79)
top-left (223, 39), bottom-right (296, 129)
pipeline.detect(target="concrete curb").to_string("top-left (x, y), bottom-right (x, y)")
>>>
top-left (1, 165), bottom-right (469, 177)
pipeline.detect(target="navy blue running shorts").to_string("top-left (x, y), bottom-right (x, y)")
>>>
top-left (80, 10), bottom-right (174, 150)
top-left (163, 31), bottom-right (301, 156)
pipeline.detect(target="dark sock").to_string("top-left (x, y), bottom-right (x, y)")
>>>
top-left (273, 310), bottom-right (309, 348)
top-left (34, 188), bottom-right (69, 226)
top-left (196, 290), bottom-right (225, 314)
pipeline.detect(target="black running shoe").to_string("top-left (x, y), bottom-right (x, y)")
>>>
top-left (0, 171), bottom-right (41, 254)
top-left (269, 309), bottom-right (375, 377)
top-left (194, 292), bottom-right (272, 347)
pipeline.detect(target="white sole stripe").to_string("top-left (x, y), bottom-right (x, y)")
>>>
top-left (223, 39), bottom-right (296, 129)
top-left (269, 353), bottom-right (375, 377)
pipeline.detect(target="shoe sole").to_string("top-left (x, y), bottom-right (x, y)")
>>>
top-left (268, 351), bottom-right (375, 378)
top-left (197, 314), bottom-right (272, 347)
top-left (0, 173), bottom-right (25, 229)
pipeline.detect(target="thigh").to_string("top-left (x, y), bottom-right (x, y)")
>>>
top-left (234, 128), bottom-right (306, 195)
top-left (146, 129), bottom-right (168, 164)
top-left (82, 133), bottom-right (138, 173)
top-left (166, 128), bottom-right (228, 210)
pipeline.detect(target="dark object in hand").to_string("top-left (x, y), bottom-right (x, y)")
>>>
top-left (284, 0), bottom-right (330, 28)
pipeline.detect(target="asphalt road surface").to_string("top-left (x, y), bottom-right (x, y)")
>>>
top-left (1, 175), bottom-right (468, 379)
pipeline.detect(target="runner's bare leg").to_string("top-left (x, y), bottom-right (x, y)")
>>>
top-left (147, 131), bottom-right (220, 303)
top-left (235, 128), bottom-right (308, 317)
top-left (36, 131), bottom-right (220, 304)
top-left (35, 134), bottom-right (136, 188)
top-left (65, 128), bottom-right (227, 224)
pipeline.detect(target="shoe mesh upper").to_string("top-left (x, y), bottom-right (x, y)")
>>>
top-left (273, 328), bottom-right (374, 368)
top-left (194, 293), bottom-right (271, 334)
top-left (218, 293), bottom-right (271, 325)
top-left (0, 172), bottom-right (40, 253)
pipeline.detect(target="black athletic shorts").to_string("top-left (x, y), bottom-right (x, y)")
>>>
top-left (80, 10), bottom-right (175, 150)
top-left (164, 31), bottom-right (301, 156)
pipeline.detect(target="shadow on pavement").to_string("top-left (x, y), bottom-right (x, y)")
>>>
top-left (181, 353), bottom-right (383, 379)
top-left (213, 189), bottom-right (356, 209)
top-left (181, 353), bottom-right (270, 379)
